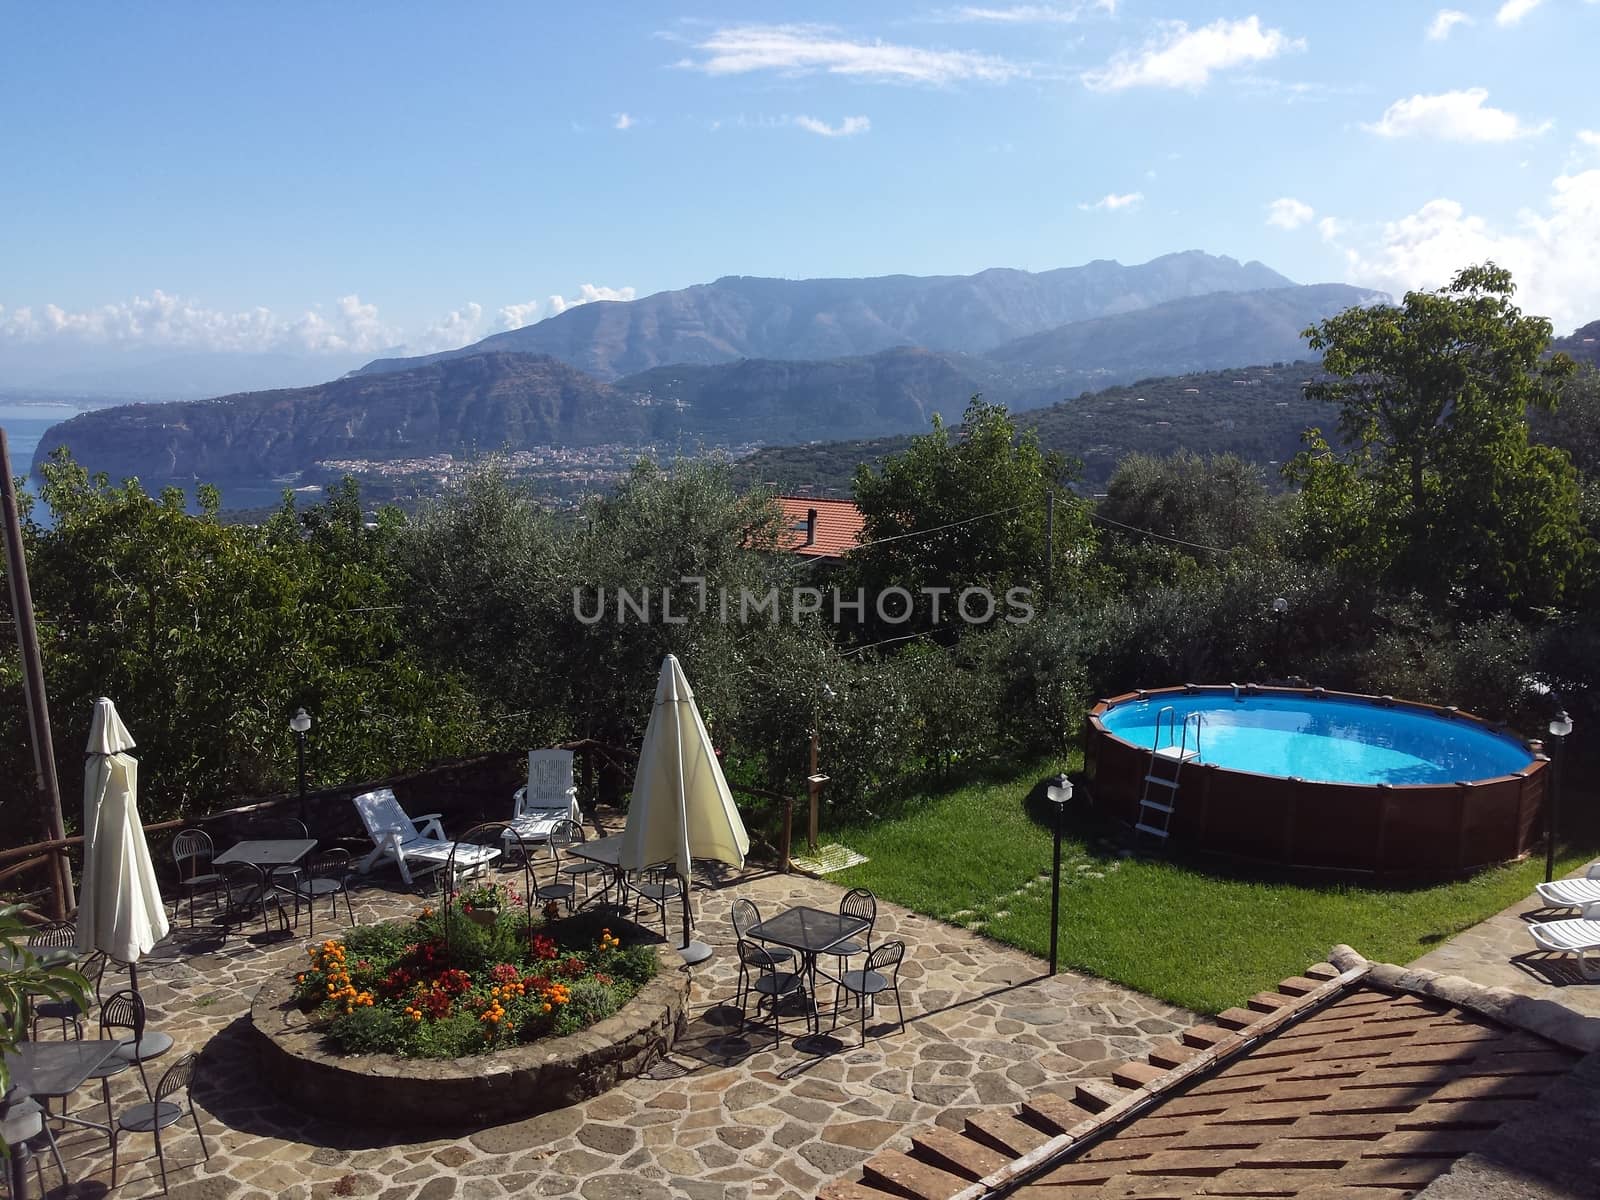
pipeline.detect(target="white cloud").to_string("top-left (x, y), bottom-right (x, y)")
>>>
top-left (1338, 169), bottom-right (1600, 330)
top-left (1495, 0), bottom-right (1544, 25)
top-left (414, 302), bottom-right (485, 353)
top-left (546, 284), bottom-right (637, 317)
top-left (1578, 130), bottom-right (1600, 149)
top-left (680, 24), bottom-right (1024, 85)
top-left (1364, 88), bottom-right (1549, 142)
top-left (613, 112), bottom-right (635, 131)
top-left (793, 114), bottom-right (871, 137)
top-left (1078, 191), bottom-right (1143, 211)
top-left (1082, 16), bottom-right (1304, 91)
top-left (1317, 216), bottom-right (1347, 242)
top-left (0, 290), bottom-right (403, 355)
top-left (946, 3), bottom-right (1116, 23)
top-left (1266, 197), bottom-right (1315, 229)
top-left (1427, 9), bottom-right (1473, 39)
top-left (499, 300), bottom-right (543, 330)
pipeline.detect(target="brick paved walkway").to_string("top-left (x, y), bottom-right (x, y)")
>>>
top-left (40, 861), bottom-right (1192, 1199)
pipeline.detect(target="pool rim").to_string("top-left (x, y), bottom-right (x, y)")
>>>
top-left (1089, 682), bottom-right (1539, 790)
top-left (1084, 683), bottom-right (1549, 878)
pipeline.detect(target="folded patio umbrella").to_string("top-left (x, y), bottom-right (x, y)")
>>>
top-left (620, 654), bottom-right (749, 961)
top-left (77, 697), bottom-right (169, 990)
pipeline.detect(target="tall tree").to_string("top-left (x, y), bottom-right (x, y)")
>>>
top-left (1289, 263), bottom-right (1590, 610)
top-left (848, 396), bottom-right (1094, 634)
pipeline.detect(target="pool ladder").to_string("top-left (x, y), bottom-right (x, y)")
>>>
top-left (1137, 708), bottom-right (1202, 841)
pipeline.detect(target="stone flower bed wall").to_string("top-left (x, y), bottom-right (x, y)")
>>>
top-left (250, 943), bottom-right (689, 1126)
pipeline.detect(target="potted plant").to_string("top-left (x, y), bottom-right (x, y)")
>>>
top-left (457, 880), bottom-right (512, 926)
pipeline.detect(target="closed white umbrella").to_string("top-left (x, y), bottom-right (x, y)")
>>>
top-left (620, 654), bottom-right (749, 962)
top-left (77, 698), bottom-right (169, 991)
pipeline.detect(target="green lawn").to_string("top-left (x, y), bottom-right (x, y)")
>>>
top-left (833, 760), bottom-right (1597, 1015)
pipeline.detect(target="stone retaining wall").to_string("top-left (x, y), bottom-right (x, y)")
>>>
top-left (248, 944), bottom-right (690, 1126)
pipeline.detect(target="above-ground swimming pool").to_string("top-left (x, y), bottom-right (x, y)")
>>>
top-left (1086, 686), bottom-right (1547, 876)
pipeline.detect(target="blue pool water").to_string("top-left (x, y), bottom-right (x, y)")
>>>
top-left (1100, 693), bottom-right (1535, 786)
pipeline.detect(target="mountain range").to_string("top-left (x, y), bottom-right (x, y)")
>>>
top-left (30, 253), bottom-right (1387, 486)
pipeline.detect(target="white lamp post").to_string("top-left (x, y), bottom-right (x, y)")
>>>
top-left (1046, 775), bottom-right (1073, 974)
top-left (1545, 711), bottom-right (1572, 884)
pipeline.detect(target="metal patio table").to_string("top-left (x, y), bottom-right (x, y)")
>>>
top-left (213, 838), bottom-right (317, 932)
top-left (745, 905), bottom-right (870, 1054)
top-left (3, 1039), bottom-right (127, 1198)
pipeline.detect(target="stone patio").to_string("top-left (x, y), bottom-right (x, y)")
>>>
top-left (1408, 857), bottom-right (1600, 1019)
top-left (38, 861), bottom-right (1192, 1199)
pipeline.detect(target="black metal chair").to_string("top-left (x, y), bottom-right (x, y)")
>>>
top-left (832, 940), bottom-right (907, 1047)
top-left (730, 898), bottom-right (794, 1015)
top-left (292, 849), bottom-right (356, 937)
top-left (557, 823), bottom-right (606, 904)
top-left (829, 887), bottom-right (877, 973)
top-left (111, 1051), bottom-right (209, 1194)
top-left (220, 862), bottom-right (290, 938)
top-left (170, 829), bottom-right (225, 927)
top-left (532, 819), bottom-right (581, 915)
top-left (83, 989), bottom-right (146, 1130)
top-left (103, 988), bottom-right (174, 1078)
top-left (626, 866), bottom-right (681, 941)
top-left (27, 921), bottom-right (99, 1040)
top-left (742, 943), bottom-right (809, 1050)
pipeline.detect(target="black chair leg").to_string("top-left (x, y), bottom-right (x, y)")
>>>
top-left (192, 1102), bottom-right (210, 1161)
top-left (154, 1121), bottom-right (169, 1194)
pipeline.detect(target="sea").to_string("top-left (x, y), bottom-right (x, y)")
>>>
top-left (2, 402), bottom-right (290, 523)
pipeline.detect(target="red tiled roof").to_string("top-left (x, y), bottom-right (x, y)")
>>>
top-left (820, 953), bottom-right (1587, 1200)
top-left (774, 496), bottom-right (864, 559)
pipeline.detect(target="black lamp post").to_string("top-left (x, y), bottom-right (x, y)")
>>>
top-left (1047, 775), bottom-right (1073, 975)
top-left (1545, 711), bottom-right (1572, 884)
top-left (290, 707), bottom-right (313, 826)
top-left (1271, 596), bottom-right (1288, 676)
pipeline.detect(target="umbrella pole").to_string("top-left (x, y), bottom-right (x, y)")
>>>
top-left (676, 868), bottom-right (712, 965)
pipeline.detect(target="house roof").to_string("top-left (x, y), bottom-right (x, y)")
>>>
top-left (820, 947), bottom-right (1595, 1200)
top-left (774, 495), bottom-right (864, 559)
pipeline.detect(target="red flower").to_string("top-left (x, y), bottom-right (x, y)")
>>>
top-left (437, 968), bottom-right (472, 996)
top-left (558, 956), bottom-right (586, 979)
top-left (490, 963), bottom-right (521, 985)
top-left (531, 935), bottom-right (558, 961)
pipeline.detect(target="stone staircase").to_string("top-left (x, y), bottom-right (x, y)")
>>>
top-left (818, 961), bottom-right (1353, 1200)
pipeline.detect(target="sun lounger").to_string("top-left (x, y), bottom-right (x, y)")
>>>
top-left (1529, 900), bottom-right (1600, 980)
top-left (352, 788), bottom-right (499, 887)
top-left (1534, 863), bottom-right (1600, 910)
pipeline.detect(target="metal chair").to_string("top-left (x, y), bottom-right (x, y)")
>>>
top-left (292, 849), bottom-right (356, 938)
top-left (27, 921), bottom-right (98, 1039)
top-left (533, 819), bottom-right (581, 914)
top-left (742, 943), bottom-right (810, 1050)
top-left (832, 940), bottom-right (907, 1047)
top-left (220, 862), bottom-right (290, 938)
top-left (626, 866), bottom-right (682, 942)
top-left (558, 824), bottom-right (606, 903)
top-left (103, 988), bottom-right (174, 1078)
top-left (730, 899), bottom-right (794, 1015)
top-left (170, 829), bottom-right (225, 927)
top-left (830, 887), bottom-right (877, 972)
top-left (111, 1052), bottom-right (209, 1194)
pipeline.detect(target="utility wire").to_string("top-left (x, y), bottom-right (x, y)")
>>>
top-left (1088, 510), bottom-right (1239, 556)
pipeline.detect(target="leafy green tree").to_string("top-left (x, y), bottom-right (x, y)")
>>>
top-left (1289, 263), bottom-right (1590, 610)
top-left (848, 396), bottom-right (1095, 634)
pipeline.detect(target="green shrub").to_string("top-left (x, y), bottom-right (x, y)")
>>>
top-left (324, 1006), bottom-right (407, 1055)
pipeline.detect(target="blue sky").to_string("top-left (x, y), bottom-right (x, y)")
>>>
top-left (2, 0), bottom-right (1596, 383)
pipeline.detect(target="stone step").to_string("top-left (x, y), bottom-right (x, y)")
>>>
top-left (1111, 1059), bottom-right (1168, 1089)
top-left (1181, 1024), bottom-right (1233, 1049)
top-left (909, 1126), bottom-right (1011, 1181)
top-left (1304, 962), bottom-right (1340, 981)
top-left (1147, 1039), bottom-right (1202, 1069)
top-left (1278, 976), bottom-right (1320, 996)
top-left (862, 1149), bottom-right (971, 1200)
top-left (964, 1110), bottom-right (1054, 1157)
top-left (1216, 1007), bottom-right (1262, 1030)
top-left (1249, 991), bottom-right (1294, 1013)
top-left (1021, 1090), bottom-right (1092, 1134)
top-left (1074, 1077), bottom-right (1133, 1113)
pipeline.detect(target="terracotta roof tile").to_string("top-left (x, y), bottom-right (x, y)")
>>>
top-left (817, 959), bottom-right (1586, 1200)
top-left (772, 496), bottom-right (864, 559)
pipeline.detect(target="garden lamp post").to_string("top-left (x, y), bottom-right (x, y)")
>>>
top-left (1545, 711), bottom-right (1572, 884)
top-left (1271, 596), bottom-right (1288, 675)
top-left (1046, 775), bottom-right (1072, 975)
top-left (290, 708), bottom-right (313, 826)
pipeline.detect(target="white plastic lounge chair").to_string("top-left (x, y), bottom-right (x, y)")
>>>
top-left (1529, 900), bottom-right (1600, 980)
top-left (505, 750), bottom-right (582, 847)
top-left (352, 788), bottom-right (500, 887)
top-left (1535, 863), bottom-right (1600, 910)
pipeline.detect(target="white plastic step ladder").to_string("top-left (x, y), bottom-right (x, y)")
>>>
top-left (1136, 707), bottom-right (1202, 840)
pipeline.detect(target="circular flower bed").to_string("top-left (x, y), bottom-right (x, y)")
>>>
top-left (292, 884), bottom-right (658, 1059)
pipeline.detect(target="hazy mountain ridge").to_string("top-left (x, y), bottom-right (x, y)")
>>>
top-left (352, 251), bottom-right (1296, 382)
